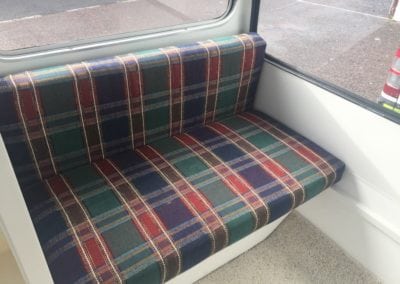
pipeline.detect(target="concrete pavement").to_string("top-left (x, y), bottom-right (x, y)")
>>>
top-left (0, 0), bottom-right (120, 21)
top-left (0, 0), bottom-right (227, 50)
top-left (259, 0), bottom-right (400, 101)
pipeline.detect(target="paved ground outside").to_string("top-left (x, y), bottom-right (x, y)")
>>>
top-left (259, 0), bottom-right (400, 102)
top-left (0, 0), bottom-right (399, 102)
top-left (0, 0), bottom-right (228, 50)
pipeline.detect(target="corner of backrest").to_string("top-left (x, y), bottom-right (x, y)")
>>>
top-left (0, 65), bottom-right (94, 183)
top-left (240, 33), bottom-right (267, 112)
top-left (209, 33), bottom-right (267, 120)
top-left (0, 75), bottom-right (44, 186)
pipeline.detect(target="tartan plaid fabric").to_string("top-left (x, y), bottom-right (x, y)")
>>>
top-left (17, 111), bottom-right (345, 284)
top-left (379, 48), bottom-right (400, 114)
top-left (0, 33), bottom-right (345, 284)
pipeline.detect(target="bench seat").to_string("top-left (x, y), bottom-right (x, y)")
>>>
top-left (18, 110), bottom-right (344, 283)
top-left (0, 33), bottom-right (345, 283)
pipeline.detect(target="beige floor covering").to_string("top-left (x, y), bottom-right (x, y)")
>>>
top-left (197, 212), bottom-right (380, 284)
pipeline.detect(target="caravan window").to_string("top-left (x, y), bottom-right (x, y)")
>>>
top-left (259, 0), bottom-right (400, 105)
top-left (0, 0), bottom-right (230, 52)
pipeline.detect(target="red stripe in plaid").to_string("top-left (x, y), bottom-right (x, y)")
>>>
top-left (240, 113), bottom-right (337, 188)
top-left (200, 40), bottom-right (221, 125)
top-left (46, 176), bottom-right (121, 282)
top-left (175, 133), bottom-right (269, 230)
top-left (235, 34), bottom-right (256, 114)
top-left (9, 74), bottom-right (57, 179)
top-left (68, 65), bottom-right (93, 163)
top-left (136, 145), bottom-right (228, 254)
top-left (25, 72), bottom-right (58, 175)
top-left (93, 159), bottom-right (182, 282)
top-left (45, 178), bottom-right (99, 283)
top-left (69, 63), bottom-right (104, 161)
top-left (122, 55), bottom-right (146, 147)
top-left (161, 48), bottom-right (184, 137)
top-left (210, 122), bottom-right (305, 208)
top-left (8, 75), bottom-right (42, 179)
top-left (82, 62), bottom-right (105, 159)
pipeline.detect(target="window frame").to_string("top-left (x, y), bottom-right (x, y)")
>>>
top-left (0, 0), bottom-right (233, 58)
top-left (250, 0), bottom-right (400, 125)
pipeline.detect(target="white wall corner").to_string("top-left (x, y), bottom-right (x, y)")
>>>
top-left (296, 188), bottom-right (400, 284)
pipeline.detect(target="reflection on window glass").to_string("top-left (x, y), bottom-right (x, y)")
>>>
top-left (258, 0), bottom-right (400, 103)
top-left (0, 0), bottom-right (229, 51)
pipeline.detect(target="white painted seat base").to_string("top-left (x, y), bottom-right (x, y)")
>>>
top-left (168, 214), bottom-right (288, 284)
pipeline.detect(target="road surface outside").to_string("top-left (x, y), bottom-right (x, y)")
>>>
top-left (0, 0), bottom-right (228, 50)
top-left (0, 0), bottom-right (399, 102)
top-left (259, 0), bottom-right (400, 102)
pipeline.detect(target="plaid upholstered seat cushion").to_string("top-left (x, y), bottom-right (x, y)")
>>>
top-left (22, 111), bottom-right (344, 283)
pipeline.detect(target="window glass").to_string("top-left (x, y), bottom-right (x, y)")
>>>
top-left (258, 0), bottom-right (400, 104)
top-left (0, 0), bottom-right (230, 51)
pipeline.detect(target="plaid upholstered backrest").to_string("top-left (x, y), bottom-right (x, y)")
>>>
top-left (0, 33), bottom-right (266, 185)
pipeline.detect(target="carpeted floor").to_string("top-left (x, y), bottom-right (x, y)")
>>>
top-left (197, 212), bottom-right (380, 284)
